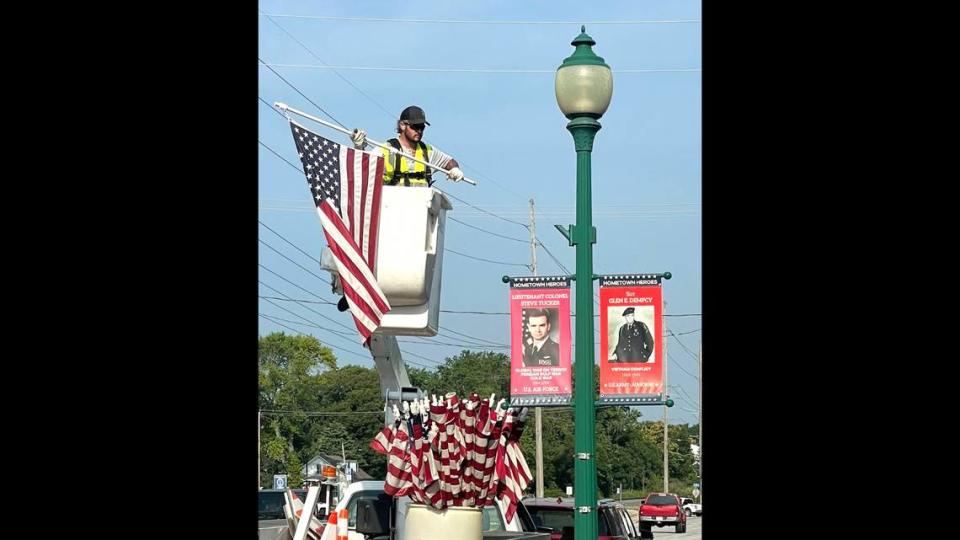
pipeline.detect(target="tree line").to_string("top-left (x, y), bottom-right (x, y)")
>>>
top-left (259, 332), bottom-right (700, 498)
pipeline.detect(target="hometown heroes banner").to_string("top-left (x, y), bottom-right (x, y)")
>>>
top-left (509, 276), bottom-right (572, 406)
top-left (599, 274), bottom-right (664, 403)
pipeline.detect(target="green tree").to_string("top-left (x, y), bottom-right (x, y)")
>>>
top-left (312, 365), bottom-right (391, 479)
top-left (258, 332), bottom-right (337, 488)
top-left (424, 350), bottom-right (511, 398)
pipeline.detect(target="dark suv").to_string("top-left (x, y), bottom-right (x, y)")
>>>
top-left (258, 488), bottom-right (307, 521)
top-left (522, 497), bottom-right (640, 540)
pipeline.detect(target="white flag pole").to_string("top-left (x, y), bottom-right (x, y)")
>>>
top-left (275, 102), bottom-right (477, 186)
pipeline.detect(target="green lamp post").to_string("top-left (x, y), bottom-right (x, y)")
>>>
top-left (555, 26), bottom-right (613, 540)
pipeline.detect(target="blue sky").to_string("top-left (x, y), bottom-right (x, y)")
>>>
top-left (258, 1), bottom-right (701, 424)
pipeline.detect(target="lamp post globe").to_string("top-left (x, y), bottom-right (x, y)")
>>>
top-left (555, 26), bottom-right (613, 121)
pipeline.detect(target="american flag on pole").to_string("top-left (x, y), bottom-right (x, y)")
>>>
top-left (289, 122), bottom-right (391, 345)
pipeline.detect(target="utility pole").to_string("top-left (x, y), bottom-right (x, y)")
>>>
top-left (663, 302), bottom-right (669, 493)
top-left (530, 198), bottom-right (544, 499)
top-left (698, 339), bottom-right (702, 504)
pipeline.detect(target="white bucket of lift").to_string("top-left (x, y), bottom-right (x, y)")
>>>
top-left (319, 185), bottom-right (451, 336)
top-left (402, 504), bottom-right (482, 540)
top-left (373, 185), bottom-right (452, 336)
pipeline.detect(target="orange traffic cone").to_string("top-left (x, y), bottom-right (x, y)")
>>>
top-left (337, 508), bottom-right (349, 540)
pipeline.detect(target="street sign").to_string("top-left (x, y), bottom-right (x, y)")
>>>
top-left (692, 488), bottom-right (700, 498)
top-left (273, 474), bottom-right (288, 490)
top-left (693, 482), bottom-right (700, 488)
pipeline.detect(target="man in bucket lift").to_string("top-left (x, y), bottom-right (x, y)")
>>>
top-left (330, 106), bottom-right (464, 312)
top-left (350, 105), bottom-right (465, 187)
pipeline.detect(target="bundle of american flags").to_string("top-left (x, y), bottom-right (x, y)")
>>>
top-left (370, 392), bottom-right (532, 523)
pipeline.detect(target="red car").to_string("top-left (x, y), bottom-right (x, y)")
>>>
top-left (523, 497), bottom-right (639, 540)
top-left (638, 492), bottom-right (687, 535)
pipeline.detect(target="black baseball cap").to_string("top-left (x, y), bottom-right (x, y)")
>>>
top-left (400, 105), bottom-right (430, 126)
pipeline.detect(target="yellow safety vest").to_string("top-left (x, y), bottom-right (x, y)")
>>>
top-left (380, 139), bottom-right (433, 187)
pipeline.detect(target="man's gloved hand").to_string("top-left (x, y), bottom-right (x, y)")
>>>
top-left (350, 128), bottom-right (367, 149)
top-left (447, 166), bottom-right (464, 182)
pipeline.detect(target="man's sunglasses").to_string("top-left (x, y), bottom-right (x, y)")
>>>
top-left (407, 124), bottom-right (426, 131)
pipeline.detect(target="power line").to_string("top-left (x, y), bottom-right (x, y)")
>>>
top-left (395, 347), bottom-right (444, 366)
top-left (260, 409), bottom-right (385, 416)
top-left (258, 238), bottom-right (330, 285)
top-left (259, 281), bottom-right (353, 333)
top-left (668, 329), bottom-right (700, 362)
top-left (257, 77), bottom-right (694, 317)
top-left (670, 393), bottom-right (699, 412)
top-left (258, 57), bottom-right (346, 128)
top-left (440, 326), bottom-right (509, 347)
top-left (258, 198), bottom-right (699, 219)
top-left (440, 191), bottom-right (529, 229)
top-left (667, 351), bottom-right (699, 381)
top-left (259, 311), bottom-right (438, 370)
top-left (443, 309), bottom-right (509, 315)
top-left (259, 311), bottom-right (356, 338)
top-left (259, 220), bottom-right (322, 265)
top-left (407, 330), bottom-right (509, 349)
top-left (532, 237), bottom-right (602, 318)
top-left (448, 217), bottom-right (528, 243)
top-left (260, 310), bottom-right (439, 368)
top-left (673, 328), bottom-right (701, 336)
top-left (258, 31), bottom-right (524, 205)
top-left (258, 313), bottom-right (367, 359)
top-left (258, 142), bottom-right (534, 235)
top-left (258, 263), bottom-right (334, 302)
top-left (256, 294), bottom-right (700, 324)
top-left (259, 10), bottom-right (396, 120)
top-left (260, 313), bottom-right (307, 336)
top-left (258, 295), bottom-right (511, 315)
top-left (260, 14), bottom-right (703, 25)
top-left (259, 139), bottom-right (304, 172)
top-left (260, 96), bottom-right (288, 118)
top-left (260, 137), bottom-right (536, 240)
top-left (446, 248), bottom-right (530, 268)
top-left (452, 202), bottom-right (701, 213)
top-left (261, 294), bottom-right (334, 305)
top-left (668, 384), bottom-right (699, 408)
top-left (261, 63), bottom-right (701, 74)
top-left (535, 240), bottom-right (572, 275)
top-left (261, 282), bottom-right (446, 367)
top-left (259, 313), bottom-right (433, 370)
top-left (397, 339), bottom-right (509, 350)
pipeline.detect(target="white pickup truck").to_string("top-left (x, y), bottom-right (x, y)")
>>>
top-left (322, 480), bottom-right (549, 540)
top-left (679, 497), bottom-right (702, 517)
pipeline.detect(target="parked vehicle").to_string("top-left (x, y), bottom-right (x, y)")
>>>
top-left (679, 497), bottom-right (701, 517)
top-left (259, 489), bottom-right (309, 540)
top-left (321, 480), bottom-right (548, 540)
top-left (260, 489), bottom-right (308, 521)
top-left (522, 497), bottom-right (639, 540)
top-left (638, 493), bottom-right (687, 535)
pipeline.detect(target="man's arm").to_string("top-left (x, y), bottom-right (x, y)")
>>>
top-left (427, 145), bottom-right (463, 181)
top-left (641, 323), bottom-right (655, 360)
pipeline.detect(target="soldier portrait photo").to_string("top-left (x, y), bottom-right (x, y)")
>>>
top-left (521, 308), bottom-right (560, 367)
top-left (607, 306), bottom-right (655, 363)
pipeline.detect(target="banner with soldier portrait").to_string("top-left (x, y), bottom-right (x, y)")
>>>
top-left (599, 274), bottom-right (664, 403)
top-left (508, 276), bottom-right (572, 406)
